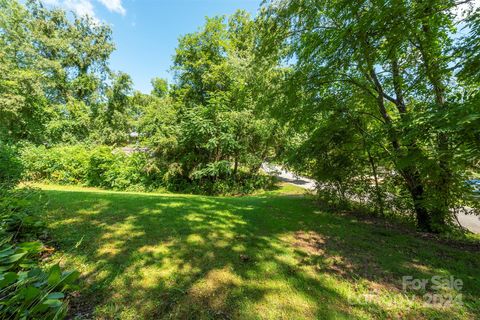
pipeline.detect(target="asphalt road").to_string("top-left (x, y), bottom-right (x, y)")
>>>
top-left (456, 210), bottom-right (480, 234)
top-left (262, 163), bottom-right (480, 234)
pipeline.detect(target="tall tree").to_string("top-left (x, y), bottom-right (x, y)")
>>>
top-left (259, 0), bottom-right (479, 231)
top-left (157, 11), bottom-right (283, 184)
top-left (151, 78), bottom-right (169, 98)
top-left (0, 0), bottom-right (115, 144)
top-left (94, 72), bottom-right (134, 145)
top-left (0, 0), bottom-right (50, 142)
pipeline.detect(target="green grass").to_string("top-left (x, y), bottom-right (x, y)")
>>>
top-left (37, 183), bottom-right (480, 319)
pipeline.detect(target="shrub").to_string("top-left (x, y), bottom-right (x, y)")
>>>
top-left (21, 144), bottom-right (89, 184)
top-left (0, 188), bottom-right (44, 241)
top-left (0, 240), bottom-right (79, 319)
top-left (20, 144), bottom-right (275, 195)
top-left (0, 141), bottom-right (23, 189)
top-left (21, 145), bottom-right (158, 191)
top-left (86, 148), bottom-right (159, 191)
top-left (166, 170), bottom-right (276, 195)
top-left (0, 188), bottom-right (79, 319)
top-left (100, 151), bottom-right (151, 190)
top-left (86, 146), bottom-right (116, 188)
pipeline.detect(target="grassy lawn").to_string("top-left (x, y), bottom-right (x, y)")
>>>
top-left (37, 183), bottom-right (479, 319)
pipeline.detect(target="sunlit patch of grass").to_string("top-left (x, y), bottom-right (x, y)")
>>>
top-left (38, 183), bottom-right (480, 319)
top-left (264, 181), bottom-right (309, 195)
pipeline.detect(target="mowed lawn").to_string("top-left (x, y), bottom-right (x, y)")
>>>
top-left (38, 184), bottom-right (480, 319)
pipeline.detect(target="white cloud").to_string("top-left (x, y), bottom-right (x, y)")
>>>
top-left (42, 0), bottom-right (60, 5)
top-left (41, 0), bottom-right (96, 18)
top-left (40, 0), bottom-right (126, 20)
top-left (97, 0), bottom-right (126, 16)
top-left (63, 0), bottom-right (96, 18)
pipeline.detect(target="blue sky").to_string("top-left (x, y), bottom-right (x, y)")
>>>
top-left (42, 0), bottom-right (262, 93)
top-left (39, 0), bottom-right (480, 93)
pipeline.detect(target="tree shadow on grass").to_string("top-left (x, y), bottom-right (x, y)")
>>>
top-left (42, 189), bottom-right (480, 319)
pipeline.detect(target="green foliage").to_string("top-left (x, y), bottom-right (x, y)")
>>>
top-left (458, 8), bottom-right (480, 83)
top-left (0, 0), bottom-right (115, 144)
top-left (93, 72), bottom-right (135, 145)
top-left (170, 168), bottom-right (276, 195)
top-left (99, 151), bottom-right (152, 191)
top-left (259, 0), bottom-right (480, 232)
top-left (0, 0), bottom-right (51, 143)
top-left (0, 189), bottom-right (44, 241)
top-left (0, 142), bottom-right (23, 189)
top-left (0, 257), bottom-right (79, 320)
top-left (21, 144), bottom-right (90, 185)
top-left (0, 188), bottom-right (79, 319)
top-left (1, 2), bottom-right (279, 196)
top-left (149, 11), bottom-right (283, 193)
top-left (85, 146), bottom-right (116, 187)
top-left (151, 78), bottom-right (168, 98)
top-left (21, 144), bottom-right (275, 194)
top-left (21, 145), bottom-right (148, 190)
top-left (3, 0), bottom-right (479, 228)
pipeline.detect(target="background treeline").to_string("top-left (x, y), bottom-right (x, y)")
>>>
top-left (1, 1), bottom-right (280, 195)
top-left (1, 0), bottom-right (480, 232)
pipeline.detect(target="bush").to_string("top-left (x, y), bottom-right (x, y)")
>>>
top-left (0, 254), bottom-right (79, 319)
top-left (21, 144), bottom-right (90, 185)
top-left (21, 145), bottom-right (159, 191)
top-left (86, 146), bottom-right (116, 187)
top-left (86, 147), bottom-right (160, 190)
top-left (101, 151), bottom-right (153, 190)
top-left (0, 141), bottom-right (23, 189)
top-left (0, 188), bottom-right (79, 319)
top-left (20, 144), bottom-right (275, 195)
top-left (167, 170), bottom-right (276, 195)
top-left (0, 189), bottom-right (44, 241)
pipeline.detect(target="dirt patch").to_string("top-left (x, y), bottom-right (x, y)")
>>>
top-left (66, 291), bottom-right (97, 320)
top-left (292, 230), bottom-right (400, 291)
top-left (293, 230), bottom-right (326, 255)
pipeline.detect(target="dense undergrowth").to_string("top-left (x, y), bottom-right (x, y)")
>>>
top-left (0, 142), bottom-right (78, 319)
top-left (20, 144), bottom-right (276, 195)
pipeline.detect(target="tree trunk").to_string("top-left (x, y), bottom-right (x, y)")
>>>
top-left (388, 53), bottom-right (436, 229)
top-left (233, 156), bottom-right (239, 175)
top-left (401, 167), bottom-right (432, 232)
top-left (417, 9), bottom-right (451, 230)
top-left (368, 67), bottom-right (432, 230)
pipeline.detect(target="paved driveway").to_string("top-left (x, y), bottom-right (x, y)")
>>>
top-left (456, 211), bottom-right (480, 234)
